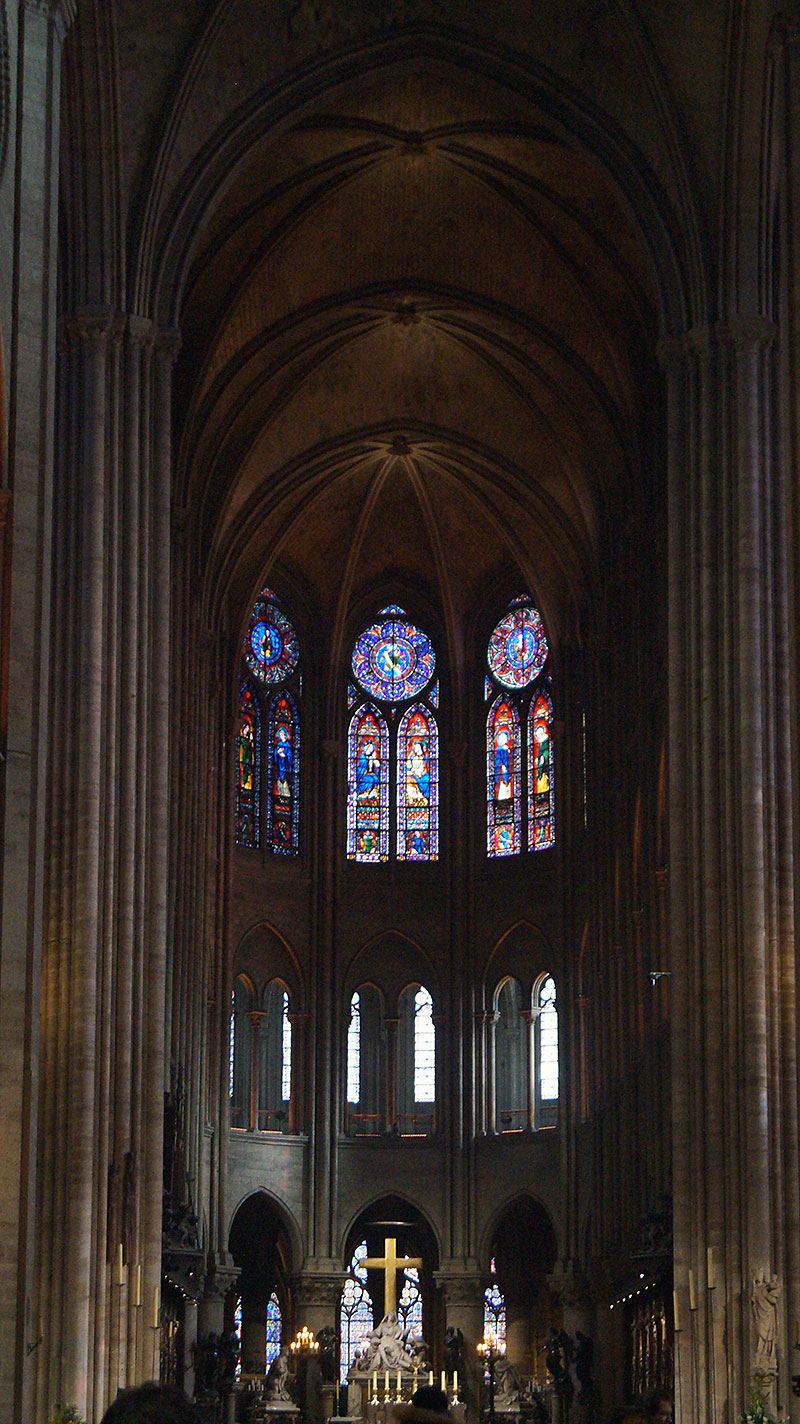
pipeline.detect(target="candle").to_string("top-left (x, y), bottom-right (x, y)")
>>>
top-left (453, 1371), bottom-right (458, 1394)
top-left (116, 1242), bottom-right (124, 1285)
top-left (133, 1264), bottom-right (142, 1308)
top-left (441, 1371), bottom-right (446, 1392)
top-left (372, 1373), bottom-right (377, 1396)
top-left (689, 1269), bottom-right (696, 1311)
top-left (707, 1247), bottom-right (714, 1290)
top-left (397, 1370), bottom-right (401, 1393)
top-left (152, 1286), bottom-right (160, 1330)
top-left (384, 1371), bottom-right (389, 1394)
top-left (429, 1371), bottom-right (433, 1386)
top-left (673, 1288), bottom-right (681, 1332)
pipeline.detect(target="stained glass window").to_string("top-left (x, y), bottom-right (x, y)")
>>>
top-left (398, 1267), bottom-right (423, 1338)
top-left (487, 698), bottom-right (521, 856)
top-left (529, 692), bottom-right (554, 850)
top-left (347, 705), bottom-right (389, 861)
top-left (266, 1292), bottom-right (282, 1371)
top-left (414, 987), bottom-right (435, 1102)
top-left (266, 692), bottom-right (300, 854)
top-left (484, 1261), bottom-right (506, 1347)
top-left (347, 993), bottom-right (360, 1104)
top-left (397, 706), bottom-right (438, 860)
top-left (236, 685), bottom-right (260, 847)
top-left (340, 1243), bottom-right (373, 1384)
top-left (234, 1298), bottom-right (243, 1380)
top-left (538, 976), bottom-right (559, 1102)
top-left (352, 608), bottom-right (435, 702)
top-left (244, 595), bottom-right (300, 685)
top-left (281, 992), bottom-right (292, 1103)
top-left (487, 606), bottom-right (548, 689)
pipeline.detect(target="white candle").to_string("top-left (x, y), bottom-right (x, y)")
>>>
top-left (133, 1264), bottom-right (142, 1307)
top-left (397, 1370), bottom-right (401, 1393)
top-left (372, 1373), bottom-right (377, 1396)
top-left (429, 1371), bottom-right (433, 1386)
top-left (453, 1371), bottom-right (458, 1394)
top-left (441, 1371), bottom-right (446, 1392)
top-left (384, 1371), bottom-right (389, 1394)
top-left (673, 1288), bottom-right (680, 1332)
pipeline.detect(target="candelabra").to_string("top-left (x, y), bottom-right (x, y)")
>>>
top-left (477, 1331), bottom-right (505, 1424)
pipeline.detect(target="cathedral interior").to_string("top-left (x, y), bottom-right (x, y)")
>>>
top-left (0, 3), bottom-right (798, 1423)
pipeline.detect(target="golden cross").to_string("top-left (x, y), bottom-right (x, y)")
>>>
top-left (362, 1237), bottom-right (423, 1317)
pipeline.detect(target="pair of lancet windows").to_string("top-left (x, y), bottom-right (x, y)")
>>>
top-left (234, 592), bottom-right (554, 860)
top-left (230, 976), bottom-right (292, 1132)
top-left (347, 985), bottom-right (435, 1136)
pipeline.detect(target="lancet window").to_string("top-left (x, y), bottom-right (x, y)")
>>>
top-left (347, 606), bottom-right (439, 862)
top-left (229, 976), bottom-right (293, 1133)
top-left (346, 983), bottom-right (435, 1137)
top-left (483, 1260), bottom-right (507, 1347)
top-left (265, 1291), bottom-right (282, 1370)
top-left (235, 587), bottom-right (301, 854)
top-left (486, 596), bottom-right (554, 856)
top-left (492, 974), bottom-right (559, 1131)
top-left (339, 1242), bottom-right (373, 1384)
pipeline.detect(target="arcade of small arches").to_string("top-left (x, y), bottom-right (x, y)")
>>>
top-left (229, 969), bottom-right (559, 1140)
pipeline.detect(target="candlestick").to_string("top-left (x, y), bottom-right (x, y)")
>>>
top-left (689, 1269), bottom-right (696, 1311)
top-left (453, 1371), bottom-right (458, 1394)
top-left (441, 1371), bottom-right (446, 1392)
top-left (384, 1371), bottom-right (389, 1394)
top-left (707, 1247), bottom-right (714, 1290)
top-left (133, 1264), bottom-right (142, 1308)
top-left (397, 1370), bottom-right (401, 1394)
top-left (673, 1288), bottom-right (681, 1332)
top-left (428, 1370), bottom-right (433, 1386)
top-left (372, 1372), bottom-right (377, 1397)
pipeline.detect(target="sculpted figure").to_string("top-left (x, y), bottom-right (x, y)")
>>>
top-left (355, 1312), bottom-right (419, 1372)
top-left (265, 1350), bottom-right (294, 1403)
top-left (752, 1271), bottom-right (780, 1375)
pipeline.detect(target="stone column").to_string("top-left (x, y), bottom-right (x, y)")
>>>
top-left (384, 1016), bottom-right (398, 1130)
top-left (288, 1010), bottom-right (308, 1134)
top-left (0, 2), bottom-right (74, 1420)
top-left (661, 315), bottom-right (794, 1422)
top-left (435, 1272), bottom-right (484, 1422)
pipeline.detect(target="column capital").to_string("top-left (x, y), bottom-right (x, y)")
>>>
top-left (293, 1270), bottom-right (346, 1308)
top-left (66, 306), bottom-right (116, 348)
top-left (434, 1268), bottom-right (484, 1305)
top-left (201, 1257), bottom-right (239, 1304)
top-left (546, 1259), bottom-right (589, 1310)
top-left (656, 318), bottom-right (776, 371)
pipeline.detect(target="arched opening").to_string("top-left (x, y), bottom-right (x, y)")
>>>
top-left (229, 1195), bottom-right (295, 1380)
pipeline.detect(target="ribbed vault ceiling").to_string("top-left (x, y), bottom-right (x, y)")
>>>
top-left (175, 65), bottom-right (659, 645)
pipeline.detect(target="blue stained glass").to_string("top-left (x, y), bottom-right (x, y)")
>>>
top-left (348, 684), bottom-right (358, 709)
top-left (266, 692), bottom-right (299, 855)
top-left (487, 606), bottom-right (548, 690)
top-left (244, 593), bottom-right (299, 685)
top-left (487, 697), bottom-right (521, 856)
top-left (508, 592), bottom-right (530, 608)
top-left (429, 681), bottom-right (439, 709)
top-left (236, 684), bottom-right (260, 847)
top-left (266, 1292), bottom-right (282, 1371)
top-left (485, 676), bottom-right (493, 701)
top-left (528, 691), bottom-right (555, 850)
top-left (347, 705), bottom-right (389, 860)
top-left (352, 609), bottom-right (435, 702)
top-left (397, 705), bottom-right (438, 860)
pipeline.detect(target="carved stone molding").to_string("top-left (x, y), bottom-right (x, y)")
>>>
top-left (294, 1272), bottom-right (347, 1307)
top-left (434, 1271), bottom-right (484, 1305)
top-left (202, 1260), bottom-right (240, 1305)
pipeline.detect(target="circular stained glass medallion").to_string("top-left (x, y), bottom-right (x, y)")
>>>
top-left (243, 598), bottom-right (299, 684)
top-left (487, 605), bottom-right (548, 689)
top-left (352, 610), bottom-right (435, 702)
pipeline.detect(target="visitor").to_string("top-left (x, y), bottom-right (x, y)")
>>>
top-left (644, 1390), bottom-right (672, 1424)
top-left (99, 1382), bottom-right (201, 1424)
